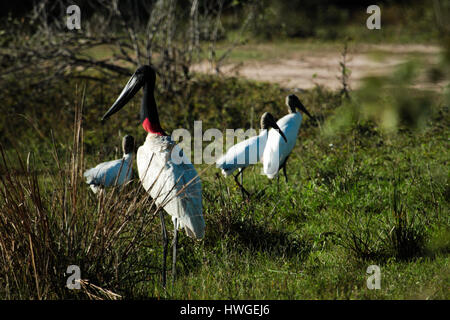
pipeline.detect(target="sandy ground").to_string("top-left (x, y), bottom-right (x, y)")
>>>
top-left (193, 44), bottom-right (445, 91)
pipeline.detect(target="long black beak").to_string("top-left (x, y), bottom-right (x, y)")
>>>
top-left (297, 101), bottom-right (314, 120)
top-left (101, 71), bottom-right (145, 121)
top-left (271, 121), bottom-right (288, 143)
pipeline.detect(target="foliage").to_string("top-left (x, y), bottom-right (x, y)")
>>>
top-left (0, 0), bottom-right (254, 104)
top-left (0, 95), bottom-right (167, 299)
top-left (0, 9), bottom-right (449, 297)
top-left (324, 57), bottom-right (447, 135)
top-left (0, 67), bottom-right (448, 298)
top-left (246, 0), bottom-right (443, 42)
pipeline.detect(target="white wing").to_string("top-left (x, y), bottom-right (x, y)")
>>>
top-left (84, 154), bottom-right (133, 188)
top-left (263, 113), bottom-right (302, 179)
top-left (137, 134), bottom-right (205, 239)
top-left (216, 131), bottom-right (267, 176)
top-left (89, 184), bottom-right (102, 194)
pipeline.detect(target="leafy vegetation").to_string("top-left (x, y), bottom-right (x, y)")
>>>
top-left (0, 0), bottom-right (448, 300)
top-left (232, 0), bottom-right (444, 43)
top-left (0, 56), bottom-right (448, 298)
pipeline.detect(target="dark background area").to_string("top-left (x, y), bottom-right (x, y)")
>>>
top-left (0, 0), bottom-right (440, 42)
top-left (0, 0), bottom-right (429, 26)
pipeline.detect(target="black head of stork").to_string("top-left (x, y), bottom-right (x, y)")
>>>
top-left (122, 135), bottom-right (135, 155)
top-left (260, 112), bottom-right (288, 142)
top-left (286, 94), bottom-right (314, 119)
top-left (102, 65), bottom-right (166, 135)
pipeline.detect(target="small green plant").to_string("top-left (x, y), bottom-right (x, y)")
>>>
top-left (338, 38), bottom-right (352, 100)
top-left (333, 203), bottom-right (387, 261)
top-left (387, 181), bottom-right (426, 260)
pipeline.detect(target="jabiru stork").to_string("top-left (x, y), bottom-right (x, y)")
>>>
top-left (101, 65), bottom-right (205, 288)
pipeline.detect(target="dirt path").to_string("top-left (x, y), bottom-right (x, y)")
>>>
top-left (193, 44), bottom-right (444, 91)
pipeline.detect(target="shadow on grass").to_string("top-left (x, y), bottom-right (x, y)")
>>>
top-left (230, 220), bottom-right (312, 260)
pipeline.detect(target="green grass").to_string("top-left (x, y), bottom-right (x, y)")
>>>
top-left (0, 59), bottom-right (448, 299)
top-left (175, 106), bottom-right (449, 299)
top-left (1, 0), bottom-right (448, 300)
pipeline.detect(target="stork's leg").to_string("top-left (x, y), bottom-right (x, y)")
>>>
top-left (172, 218), bottom-right (178, 287)
top-left (282, 165), bottom-right (288, 182)
top-left (234, 168), bottom-right (250, 198)
top-left (282, 157), bottom-right (289, 183)
top-left (279, 156), bottom-right (289, 183)
top-left (159, 211), bottom-right (168, 288)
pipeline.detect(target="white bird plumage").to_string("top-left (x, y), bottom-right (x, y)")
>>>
top-left (263, 94), bottom-right (313, 180)
top-left (137, 134), bottom-right (204, 239)
top-left (84, 154), bottom-right (133, 193)
top-left (216, 130), bottom-right (267, 177)
top-left (216, 112), bottom-right (287, 197)
top-left (84, 135), bottom-right (134, 193)
top-left (263, 113), bottom-right (302, 178)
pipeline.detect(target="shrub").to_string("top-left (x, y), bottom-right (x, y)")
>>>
top-left (0, 100), bottom-right (162, 299)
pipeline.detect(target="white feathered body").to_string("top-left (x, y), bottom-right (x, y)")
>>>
top-left (263, 112), bottom-right (302, 179)
top-left (84, 153), bottom-right (133, 193)
top-left (137, 134), bottom-right (205, 239)
top-left (216, 129), bottom-right (268, 176)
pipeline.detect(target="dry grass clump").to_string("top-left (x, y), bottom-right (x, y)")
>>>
top-left (0, 98), bottom-right (162, 299)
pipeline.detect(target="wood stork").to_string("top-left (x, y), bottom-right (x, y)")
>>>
top-left (263, 94), bottom-right (313, 182)
top-left (101, 65), bottom-right (205, 287)
top-left (216, 112), bottom-right (287, 197)
top-left (84, 135), bottom-right (134, 194)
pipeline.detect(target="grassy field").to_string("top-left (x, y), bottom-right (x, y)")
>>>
top-left (0, 21), bottom-right (449, 299)
top-left (0, 64), bottom-right (448, 299)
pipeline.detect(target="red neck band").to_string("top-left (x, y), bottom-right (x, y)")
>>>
top-left (142, 118), bottom-right (165, 135)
